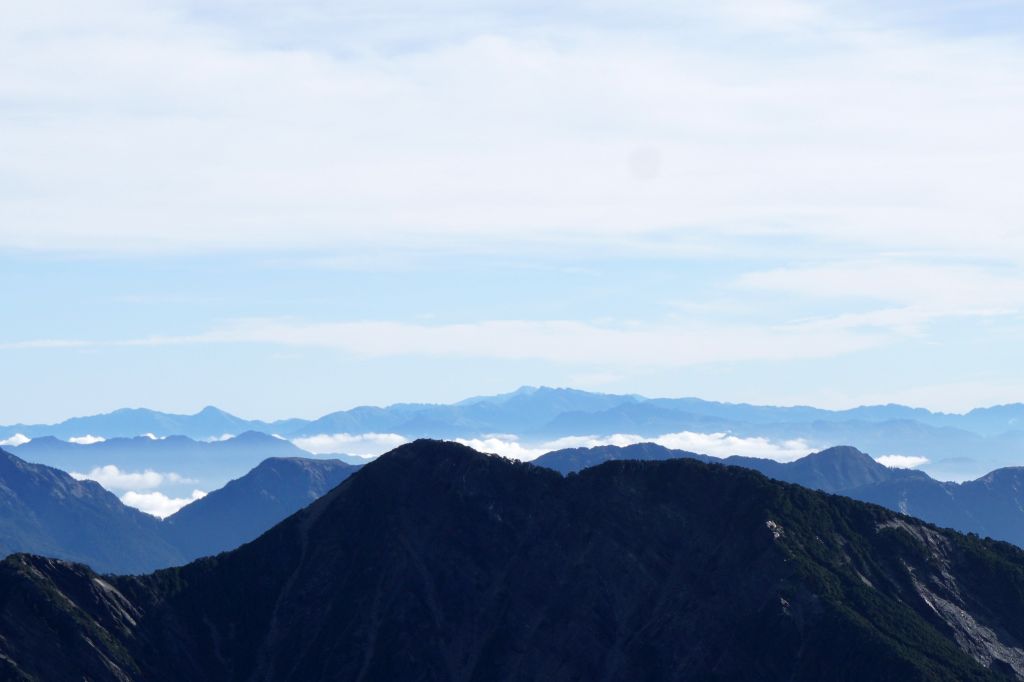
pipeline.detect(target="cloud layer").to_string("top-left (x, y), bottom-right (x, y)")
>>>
top-left (876, 455), bottom-right (930, 469)
top-left (2, 0), bottom-right (1023, 264)
top-left (460, 431), bottom-right (813, 462)
top-left (292, 433), bottom-right (409, 456)
top-left (68, 435), bottom-right (106, 445)
top-left (120, 489), bottom-right (207, 518)
top-left (70, 465), bottom-right (196, 491)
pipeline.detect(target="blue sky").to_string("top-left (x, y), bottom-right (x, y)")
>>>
top-left (2, 0), bottom-right (1024, 423)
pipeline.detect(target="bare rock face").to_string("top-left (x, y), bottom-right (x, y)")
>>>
top-left (3, 440), bottom-right (1024, 681)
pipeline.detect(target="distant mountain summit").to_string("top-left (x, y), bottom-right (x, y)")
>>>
top-left (3, 440), bottom-right (1024, 680)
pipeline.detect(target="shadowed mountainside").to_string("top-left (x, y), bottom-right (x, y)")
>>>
top-left (3, 440), bottom-right (1024, 680)
top-left (161, 456), bottom-right (358, 563)
top-left (535, 443), bottom-right (1024, 548)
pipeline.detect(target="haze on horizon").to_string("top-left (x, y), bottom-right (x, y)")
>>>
top-left (3, 0), bottom-right (1023, 423)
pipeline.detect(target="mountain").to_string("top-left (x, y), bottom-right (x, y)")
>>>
top-left (535, 443), bottom-right (1024, 548)
top-left (6, 389), bottom-right (1024, 480)
top-left (161, 457), bottom-right (359, 563)
top-left (533, 441), bottom-right (715, 474)
top-left (0, 406), bottom-right (271, 441)
top-left (0, 447), bottom-right (357, 573)
top-left (11, 431), bottom-right (310, 494)
top-left (535, 442), bottom-right (898, 491)
top-left (0, 448), bottom-right (180, 574)
top-left (4, 440), bottom-right (1024, 680)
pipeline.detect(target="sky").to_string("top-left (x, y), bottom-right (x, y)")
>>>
top-left (2, 0), bottom-right (1024, 423)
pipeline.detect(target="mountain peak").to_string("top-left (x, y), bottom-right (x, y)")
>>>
top-left (804, 445), bottom-right (876, 464)
top-left (195, 405), bottom-right (231, 417)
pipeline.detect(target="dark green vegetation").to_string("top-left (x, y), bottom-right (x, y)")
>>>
top-left (536, 443), bottom-right (1024, 548)
top-left (0, 448), bottom-right (357, 572)
top-left (3, 440), bottom-right (1024, 680)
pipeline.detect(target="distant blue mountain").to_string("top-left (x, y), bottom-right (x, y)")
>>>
top-left (0, 446), bottom-right (357, 573)
top-left (0, 406), bottom-right (306, 441)
top-left (10, 431), bottom-right (309, 494)
top-left (4, 387), bottom-right (1024, 480)
top-left (0, 448), bottom-right (179, 573)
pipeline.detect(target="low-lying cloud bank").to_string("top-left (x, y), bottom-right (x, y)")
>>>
top-left (70, 465), bottom-right (196, 491)
top-left (121, 489), bottom-right (207, 518)
top-left (290, 431), bottom-right (814, 463)
top-left (68, 434), bottom-right (106, 445)
top-left (458, 432), bottom-right (814, 462)
top-left (876, 455), bottom-right (930, 469)
top-left (292, 432), bottom-right (409, 457)
top-left (0, 433), bottom-right (30, 447)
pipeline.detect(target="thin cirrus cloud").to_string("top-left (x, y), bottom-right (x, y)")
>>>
top-left (1, 0), bottom-right (1023, 263)
top-left (120, 489), bottom-right (207, 519)
top-left (2, 315), bottom-right (889, 367)
top-left (69, 465), bottom-right (197, 491)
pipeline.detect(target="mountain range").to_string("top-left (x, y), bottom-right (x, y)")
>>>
top-left (536, 443), bottom-right (1024, 548)
top-left (9, 430), bottom-right (313, 495)
top-left (3, 440), bottom-right (1024, 680)
top-left (0, 447), bottom-right (358, 573)
top-left (5, 386), bottom-right (1024, 480)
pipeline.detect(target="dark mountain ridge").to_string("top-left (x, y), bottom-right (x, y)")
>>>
top-left (535, 443), bottom-right (1024, 548)
top-left (4, 441), bottom-right (1024, 680)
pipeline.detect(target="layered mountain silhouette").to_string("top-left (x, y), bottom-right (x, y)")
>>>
top-left (11, 431), bottom-right (310, 493)
top-left (5, 387), bottom-right (1024, 479)
top-left (0, 447), bottom-right (358, 573)
top-left (536, 443), bottom-right (1024, 548)
top-left (3, 440), bottom-right (1024, 680)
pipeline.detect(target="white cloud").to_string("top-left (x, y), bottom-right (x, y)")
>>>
top-left (68, 435), bottom-right (106, 445)
top-left (738, 262), bottom-right (1024, 333)
top-left (462, 431), bottom-right (812, 462)
top-left (292, 432), bottom-right (408, 456)
top-left (204, 433), bottom-right (236, 442)
top-left (120, 489), bottom-right (207, 518)
top-left (1, 0), bottom-right (1022, 266)
top-left (876, 454), bottom-right (930, 469)
top-left (69, 464), bottom-right (196, 490)
top-left (19, 316), bottom-right (882, 368)
top-left (456, 436), bottom-right (549, 461)
top-left (0, 434), bottom-right (31, 447)
top-left (141, 432), bottom-right (166, 440)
